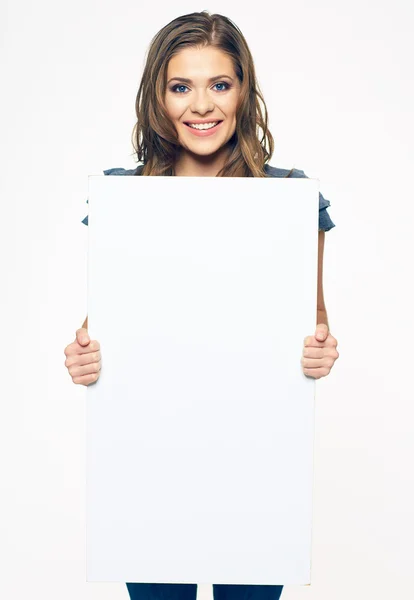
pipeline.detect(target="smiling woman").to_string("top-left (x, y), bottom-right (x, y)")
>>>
top-left (72, 9), bottom-right (339, 600)
top-left (131, 11), bottom-right (276, 177)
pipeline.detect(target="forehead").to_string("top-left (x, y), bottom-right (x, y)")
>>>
top-left (167, 46), bottom-right (235, 77)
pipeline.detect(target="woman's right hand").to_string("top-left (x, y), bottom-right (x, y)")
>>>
top-left (64, 328), bottom-right (101, 386)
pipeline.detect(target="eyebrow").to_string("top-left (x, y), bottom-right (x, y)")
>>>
top-left (167, 74), bottom-right (234, 84)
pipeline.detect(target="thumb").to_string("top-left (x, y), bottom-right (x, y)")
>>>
top-left (76, 327), bottom-right (90, 346)
top-left (315, 323), bottom-right (329, 341)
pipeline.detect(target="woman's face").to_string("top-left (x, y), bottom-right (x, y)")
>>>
top-left (164, 46), bottom-right (241, 157)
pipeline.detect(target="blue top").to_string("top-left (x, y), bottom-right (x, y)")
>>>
top-left (82, 164), bottom-right (335, 231)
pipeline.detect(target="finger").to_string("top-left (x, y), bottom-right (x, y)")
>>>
top-left (302, 366), bottom-right (330, 379)
top-left (64, 340), bottom-right (99, 358)
top-left (315, 327), bottom-right (328, 341)
top-left (302, 356), bottom-right (335, 369)
top-left (72, 371), bottom-right (100, 385)
top-left (325, 335), bottom-right (338, 347)
top-left (76, 340), bottom-right (100, 354)
top-left (303, 346), bottom-right (325, 358)
top-left (70, 360), bottom-right (101, 379)
top-left (76, 328), bottom-right (90, 346)
top-left (301, 357), bottom-right (325, 368)
top-left (65, 350), bottom-right (101, 369)
top-left (300, 358), bottom-right (325, 369)
top-left (304, 336), bottom-right (326, 348)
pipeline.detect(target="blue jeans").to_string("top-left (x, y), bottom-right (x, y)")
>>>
top-left (126, 583), bottom-right (283, 600)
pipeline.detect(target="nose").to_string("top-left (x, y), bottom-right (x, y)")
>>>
top-left (190, 90), bottom-right (214, 115)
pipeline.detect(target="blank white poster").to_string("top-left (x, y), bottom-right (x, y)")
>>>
top-left (85, 175), bottom-right (319, 585)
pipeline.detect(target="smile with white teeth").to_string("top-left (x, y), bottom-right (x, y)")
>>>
top-left (186, 121), bottom-right (220, 130)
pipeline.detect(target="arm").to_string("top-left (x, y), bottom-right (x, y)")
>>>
top-left (316, 230), bottom-right (329, 329)
top-left (303, 229), bottom-right (338, 379)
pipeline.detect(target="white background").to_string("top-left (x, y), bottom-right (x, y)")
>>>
top-left (1, 1), bottom-right (413, 599)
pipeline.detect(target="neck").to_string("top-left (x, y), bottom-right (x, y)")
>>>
top-left (173, 144), bottom-right (232, 177)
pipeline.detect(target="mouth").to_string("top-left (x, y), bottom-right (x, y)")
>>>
top-left (183, 120), bottom-right (224, 137)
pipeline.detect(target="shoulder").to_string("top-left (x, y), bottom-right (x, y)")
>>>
top-left (264, 164), bottom-right (335, 232)
top-left (264, 164), bottom-right (306, 178)
top-left (103, 164), bottom-right (144, 176)
top-left (81, 165), bottom-right (144, 225)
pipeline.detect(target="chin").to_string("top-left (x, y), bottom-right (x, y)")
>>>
top-left (182, 136), bottom-right (233, 155)
top-left (190, 145), bottom-right (222, 156)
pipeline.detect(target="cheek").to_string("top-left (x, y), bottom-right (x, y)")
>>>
top-left (217, 95), bottom-right (238, 117)
top-left (164, 96), bottom-right (180, 119)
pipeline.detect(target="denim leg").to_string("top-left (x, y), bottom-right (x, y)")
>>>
top-left (213, 584), bottom-right (284, 600)
top-left (126, 583), bottom-right (198, 600)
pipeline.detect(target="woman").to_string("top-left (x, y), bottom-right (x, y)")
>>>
top-left (64, 10), bottom-right (339, 600)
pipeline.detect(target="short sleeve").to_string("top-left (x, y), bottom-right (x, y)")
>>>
top-left (318, 191), bottom-right (336, 232)
top-left (289, 168), bottom-right (336, 232)
top-left (81, 167), bottom-right (137, 225)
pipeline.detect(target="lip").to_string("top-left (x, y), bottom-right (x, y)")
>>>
top-left (184, 119), bottom-right (223, 124)
top-left (183, 120), bottom-right (223, 137)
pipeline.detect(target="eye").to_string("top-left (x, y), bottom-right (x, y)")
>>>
top-left (170, 82), bottom-right (231, 94)
top-left (213, 82), bottom-right (230, 92)
top-left (171, 84), bottom-right (189, 93)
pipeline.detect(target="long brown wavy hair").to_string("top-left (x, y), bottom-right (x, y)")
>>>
top-left (131, 10), bottom-right (294, 178)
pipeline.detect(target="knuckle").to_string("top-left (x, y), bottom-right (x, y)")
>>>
top-left (64, 344), bottom-right (73, 356)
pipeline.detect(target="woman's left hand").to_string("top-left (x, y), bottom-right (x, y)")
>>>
top-left (302, 323), bottom-right (339, 379)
